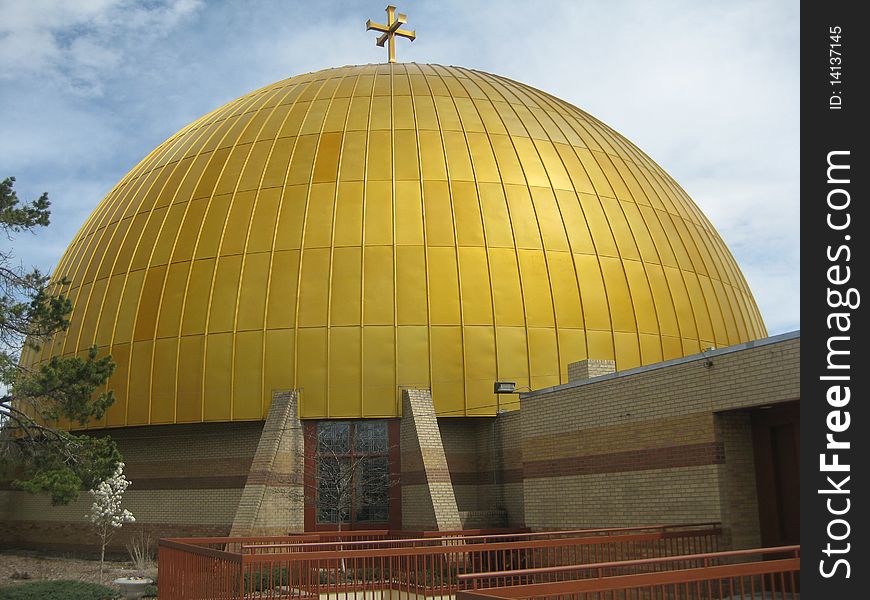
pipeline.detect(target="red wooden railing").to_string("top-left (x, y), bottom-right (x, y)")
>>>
top-left (456, 545), bottom-right (800, 599)
top-left (158, 523), bottom-right (722, 599)
top-left (239, 522), bottom-right (721, 554)
top-left (159, 541), bottom-right (242, 600)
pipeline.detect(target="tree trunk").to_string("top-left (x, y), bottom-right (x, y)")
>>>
top-left (99, 534), bottom-right (106, 583)
top-left (337, 518), bottom-right (347, 577)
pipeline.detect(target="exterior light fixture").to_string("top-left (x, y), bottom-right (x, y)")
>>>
top-left (493, 381), bottom-right (517, 394)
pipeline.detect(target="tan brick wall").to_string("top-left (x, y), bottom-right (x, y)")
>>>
top-left (568, 359), bottom-right (616, 382)
top-left (1, 421), bottom-right (262, 551)
top-left (0, 520), bottom-right (235, 556)
top-left (2, 335), bottom-right (797, 549)
top-left (440, 419), bottom-right (482, 513)
top-left (459, 510), bottom-right (507, 528)
top-left (400, 485), bottom-right (436, 528)
top-left (525, 336), bottom-right (799, 433)
top-left (439, 411), bottom-right (524, 528)
top-left (491, 411), bottom-right (524, 527)
top-left (715, 411), bottom-right (762, 549)
top-left (523, 465), bottom-right (722, 529)
top-left (519, 334), bottom-right (799, 546)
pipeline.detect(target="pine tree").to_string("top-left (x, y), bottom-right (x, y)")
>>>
top-left (0, 176), bottom-right (120, 505)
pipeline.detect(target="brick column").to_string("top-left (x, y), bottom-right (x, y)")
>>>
top-left (230, 390), bottom-right (304, 536)
top-left (400, 389), bottom-right (462, 530)
top-left (567, 359), bottom-right (616, 382)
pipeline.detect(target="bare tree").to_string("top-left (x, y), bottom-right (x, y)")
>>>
top-left (302, 421), bottom-right (396, 533)
top-left (287, 421), bottom-right (396, 578)
top-left (310, 429), bottom-right (392, 532)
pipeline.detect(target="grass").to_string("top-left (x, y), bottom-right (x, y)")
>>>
top-left (0, 580), bottom-right (117, 599)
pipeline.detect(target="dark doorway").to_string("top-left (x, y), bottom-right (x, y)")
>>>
top-left (751, 401), bottom-right (800, 546)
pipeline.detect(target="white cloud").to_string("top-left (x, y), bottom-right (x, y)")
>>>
top-left (0, 0), bottom-right (203, 95)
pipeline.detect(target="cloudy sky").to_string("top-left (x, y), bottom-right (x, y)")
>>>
top-left (0, 0), bottom-right (799, 335)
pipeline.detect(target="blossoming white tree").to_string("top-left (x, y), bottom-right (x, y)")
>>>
top-left (86, 462), bottom-right (135, 581)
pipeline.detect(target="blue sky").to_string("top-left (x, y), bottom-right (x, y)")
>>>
top-left (0, 0), bottom-right (799, 334)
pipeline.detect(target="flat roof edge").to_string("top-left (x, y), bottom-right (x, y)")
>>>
top-left (520, 330), bottom-right (800, 399)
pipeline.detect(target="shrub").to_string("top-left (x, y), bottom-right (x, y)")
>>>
top-left (244, 566), bottom-right (288, 592)
top-left (0, 580), bottom-right (117, 599)
top-left (126, 529), bottom-right (156, 572)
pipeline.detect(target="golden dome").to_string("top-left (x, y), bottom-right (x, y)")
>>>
top-left (25, 63), bottom-right (765, 427)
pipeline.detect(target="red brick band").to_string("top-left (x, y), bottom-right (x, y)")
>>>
top-left (126, 475), bottom-right (248, 490)
top-left (1, 472), bottom-right (250, 491)
top-left (244, 471), bottom-right (305, 486)
top-left (522, 442), bottom-right (724, 478)
top-left (403, 468), bottom-right (524, 486)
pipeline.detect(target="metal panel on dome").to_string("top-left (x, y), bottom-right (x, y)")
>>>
top-left (31, 63), bottom-right (766, 428)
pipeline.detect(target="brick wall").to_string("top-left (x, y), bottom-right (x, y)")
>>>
top-left (715, 410), bottom-right (762, 549)
top-left (439, 412), bottom-right (523, 528)
top-left (518, 333), bottom-right (799, 547)
top-left (492, 411), bottom-right (524, 527)
top-left (440, 418), bottom-right (506, 529)
top-left (568, 359), bottom-right (616, 382)
top-left (439, 419), bottom-right (482, 514)
top-left (2, 334), bottom-right (798, 550)
top-left (1, 421), bottom-right (262, 552)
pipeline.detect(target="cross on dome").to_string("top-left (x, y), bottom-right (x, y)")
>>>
top-left (366, 5), bottom-right (416, 63)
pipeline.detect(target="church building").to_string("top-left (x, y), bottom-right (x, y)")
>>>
top-left (0, 9), bottom-right (799, 552)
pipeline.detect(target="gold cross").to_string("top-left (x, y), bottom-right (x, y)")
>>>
top-left (366, 5), bottom-right (416, 63)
